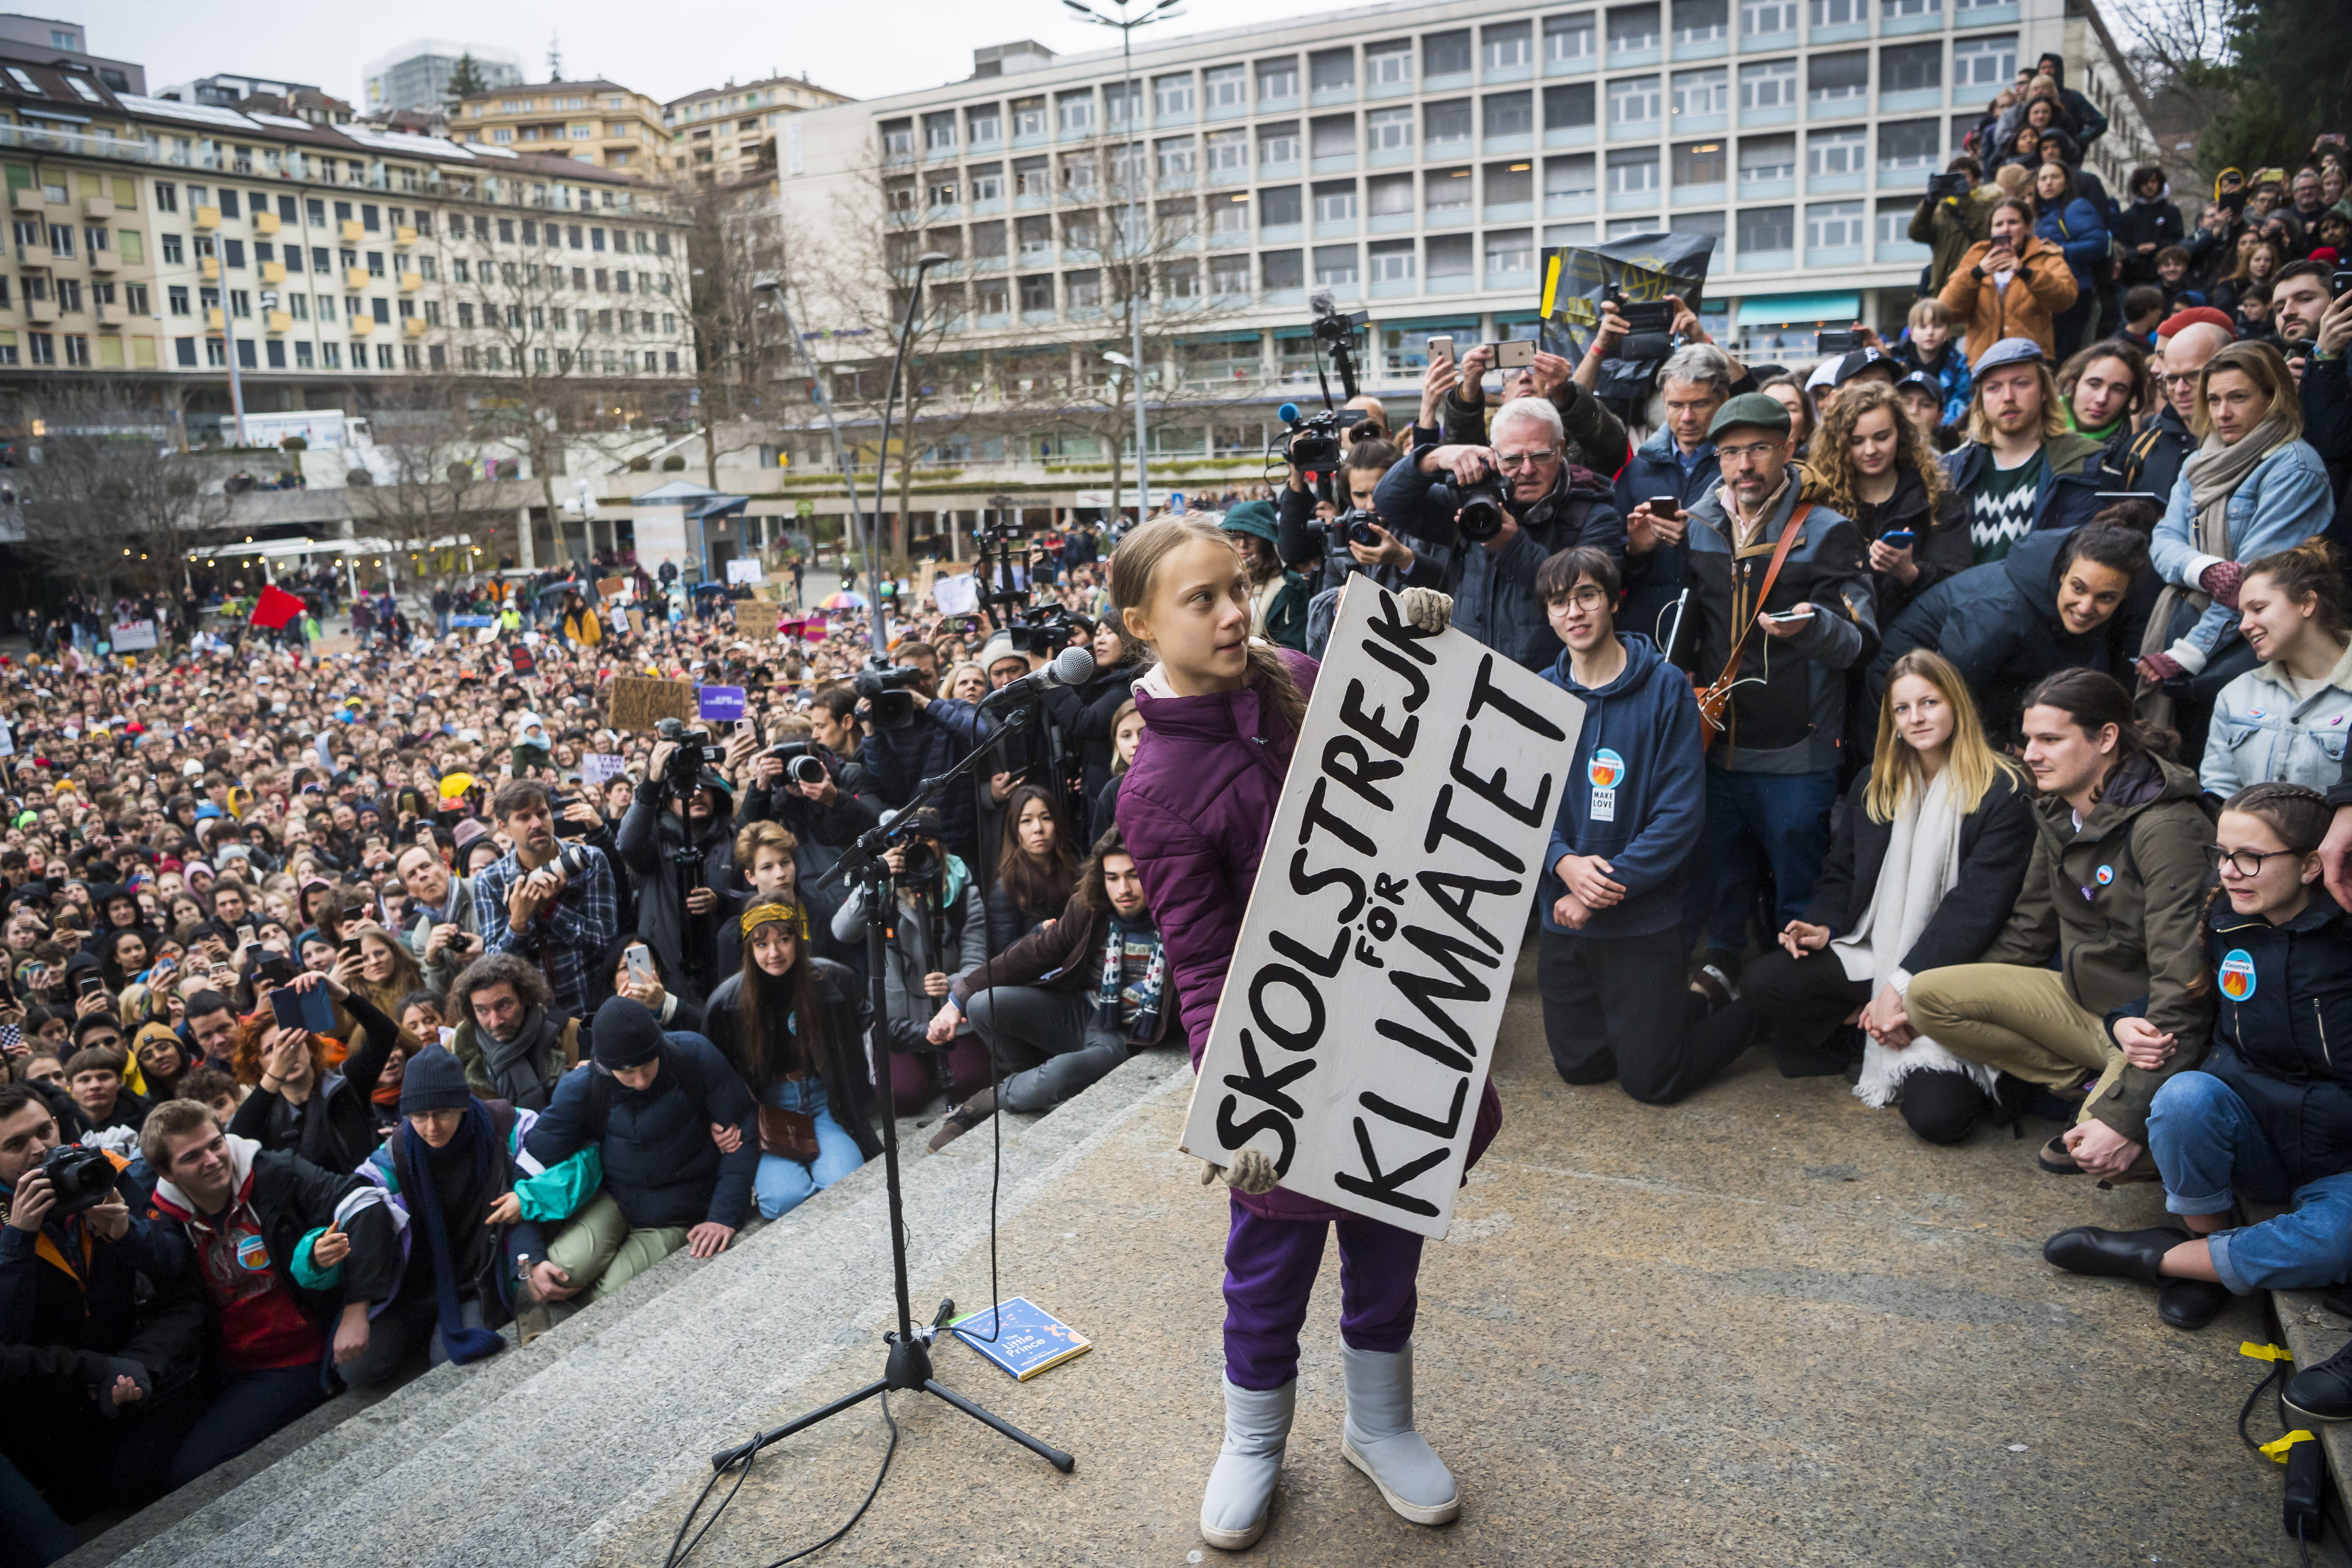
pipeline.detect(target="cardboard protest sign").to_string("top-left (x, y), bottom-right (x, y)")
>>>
top-left (933, 573), bottom-right (980, 616)
top-left (697, 685), bottom-right (746, 722)
top-left (734, 601), bottom-right (782, 641)
top-left (582, 752), bottom-right (628, 784)
top-left (1177, 583), bottom-right (1584, 1240)
top-left (597, 575), bottom-right (631, 603)
top-left (109, 621), bottom-right (159, 652)
top-left (607, 675), bottom-right (696, 731)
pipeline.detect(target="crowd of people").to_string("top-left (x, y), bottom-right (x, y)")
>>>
top-left (5, 114), bottom-right (2352, 1562)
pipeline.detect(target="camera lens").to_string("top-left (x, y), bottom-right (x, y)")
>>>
top-left (1455, 483), bottom-right (1508, 544)
top-left (790, 754), bottom-right (827, 787)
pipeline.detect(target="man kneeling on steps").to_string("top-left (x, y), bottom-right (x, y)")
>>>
top-left (926, 827), bottom-right (1179, 1152)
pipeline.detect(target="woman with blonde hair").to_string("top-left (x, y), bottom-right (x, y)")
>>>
top-left (1726, 652), bottom-right (2037, 1129)
top-left (1806, 382), bottom-right (1968, 625)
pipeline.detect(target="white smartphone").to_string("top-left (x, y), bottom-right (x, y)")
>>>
top-left (1427, 335), bottom-right (1455, 362)
top-left (1761, 608), bottom-right (1816, 623)
top-left (624, 943), bottom-right (655, 986)
top-left (1494, 338), bottom-right (1537, 369)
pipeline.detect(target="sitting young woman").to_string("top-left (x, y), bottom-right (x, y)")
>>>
top-left (2044, 783), bottom-right (2352, 1335)
top-left (704, 901), bottom-right (880, 1221)
top-left (2200, 539), bottom-right (2352, 799)
top-left (987, 784), bottom-right (1078, 955)
top-left (1735, 651), bottom-right (2035, 1102)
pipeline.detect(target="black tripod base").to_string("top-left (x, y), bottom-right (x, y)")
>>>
top-left (711, 1312), bottom-right (1075, 1475)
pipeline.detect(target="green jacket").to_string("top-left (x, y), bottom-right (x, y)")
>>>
top-left (1980, 754), bottom-right (2216, 1143)
top-left (1910, 185), bottom-right (2001, 296)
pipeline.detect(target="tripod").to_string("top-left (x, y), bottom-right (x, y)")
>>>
top-left (707, 698), bottom-right (1073, 1480)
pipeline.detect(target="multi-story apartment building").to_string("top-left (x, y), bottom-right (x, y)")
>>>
top-left (0, 13), bottom-right (138, 94)
top-left (449, 80), bottom-right (668, 179)
top-left (0, 47), bottom-right (696, 439)
top-left (768, 0), bottom-right (2153, 506)
top-left (362, 40), bottom-right (523, 117)
top-left (664, 73), bottom-right (854, 188)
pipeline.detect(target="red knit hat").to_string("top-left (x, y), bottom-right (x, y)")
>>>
top-left (2158, 306), bottom-right (2236, 340)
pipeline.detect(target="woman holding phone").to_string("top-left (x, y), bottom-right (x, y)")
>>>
top-left (1805, 384), bottom-right (1970, 626)
top-left (227, 968), bottom-right (403, 1175)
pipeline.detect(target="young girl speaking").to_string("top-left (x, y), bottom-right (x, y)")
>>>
top-left (1111, 517), bottom-right (1494, 1550)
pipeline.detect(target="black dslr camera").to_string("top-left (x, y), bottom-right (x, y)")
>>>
top-left (898, 836), bottom-right (943, 889)
top-left (767, 740), bottom-right (830, 787)
top-left (1334, 507), bottom-right (1384, 549)
top-left (1607, 287), bottom-right (1679, 362)
top-left (852, 659), bottom-right (925, 731)
top-left (39, 1143), bottom-right (120, 1218)
top-left (1455, 476), bottom-right (1512, 543)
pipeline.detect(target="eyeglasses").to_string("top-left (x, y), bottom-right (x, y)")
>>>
top-left (1715, 440), bottom-right (1786, 463)
top-left (1549, 587), bottom-right (1612, 612)
top-left (2205, 843), bottom-right (2302, 878)
top-left (1492, 447), bottom-right (1561, 472)
top-left (2156, 370), bottom-right (2203, 389)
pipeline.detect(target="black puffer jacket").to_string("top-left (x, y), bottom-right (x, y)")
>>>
top-left (2194, 890), bottom-right (2352, 1188)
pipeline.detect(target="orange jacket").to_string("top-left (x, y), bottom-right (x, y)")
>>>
top-left (1936, 234), bottom-right (2080, 365)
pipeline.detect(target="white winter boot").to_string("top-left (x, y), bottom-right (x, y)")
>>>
top-left (1200, 1377), bottom-right (1294, 1550)
top-left (1340, 1342), bottom-right (1460, 1525)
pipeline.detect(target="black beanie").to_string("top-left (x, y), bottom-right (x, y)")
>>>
top-left (399, 1048), bottom-right (473, 1114)
top-left (592, 996), bottom-right (665, 1070)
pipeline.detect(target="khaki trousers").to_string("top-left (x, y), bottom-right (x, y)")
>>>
top-left (1903, 964), bottom-right (2123, 1123)
top-left (544, 1192), bottom-right (690, 1303)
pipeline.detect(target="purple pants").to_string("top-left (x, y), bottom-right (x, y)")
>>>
top-left (1222, 1195), bottom-right (1425, 1390)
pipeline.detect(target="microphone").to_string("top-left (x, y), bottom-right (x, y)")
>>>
top-left (979, 645), bottom-right (1095, 709)
top-left (1308, 287), bottom-right (1335, 317)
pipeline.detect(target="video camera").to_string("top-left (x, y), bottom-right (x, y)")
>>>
top-left (853, 659), bottom-right (926, 731)
top-left (653, 716), bottom-right (723, 796)
top-left (1924, 169), bottom-right (1973, 202)
top-left (1279, 403), bottom-right (1368, 471)
top-left (1009, 603), bottom-right (1081, 658)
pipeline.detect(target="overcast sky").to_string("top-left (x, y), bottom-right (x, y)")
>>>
top-left (98, 0), bottom-right (1370, 108)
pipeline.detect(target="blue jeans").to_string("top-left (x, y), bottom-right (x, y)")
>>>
top-left (2147, 1070), bottom-right (2352, 1295)
top-left (162, 1363), bottom-right (329, 1492)
top-left (1686, 765), bottom-right (1840, 956)
top-left (752, 1077), bottom-right (866, 1220)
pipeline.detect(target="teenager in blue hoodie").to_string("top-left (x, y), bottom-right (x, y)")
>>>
top-left (1532, 546), bottom-right (1720, 1103)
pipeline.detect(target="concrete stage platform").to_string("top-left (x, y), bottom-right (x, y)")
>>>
top-left (74, 949), bottom-right (2327, 1567)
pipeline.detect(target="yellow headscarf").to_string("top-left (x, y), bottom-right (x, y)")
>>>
top-left (739, 901), bottom-right (808, 939)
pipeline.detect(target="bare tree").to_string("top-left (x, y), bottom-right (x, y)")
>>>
top-left (678, 177), bottom-right (797, 491)
top-left (16, 376), bottom-right (227, 596)
top-left (2109, 0), bottom-right (2238, 173)
top-left (348, 378), bottom-right (505, 586)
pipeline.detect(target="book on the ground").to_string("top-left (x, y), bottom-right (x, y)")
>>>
top-left (947, 1297), bottom-right (1091, 1382)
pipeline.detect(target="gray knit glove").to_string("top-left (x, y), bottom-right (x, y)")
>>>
top-left (1199, 1148), bottom-right (1280, 1194)
top-left (1398, 587), bottom-right (1453, 634)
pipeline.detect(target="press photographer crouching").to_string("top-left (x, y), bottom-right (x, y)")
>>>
top-left (830, 808), bottom-right (990, 1116)
top-left (0, 1081), bottom-right (201, 1529)
top-left (617, 727), bottom-right (740, 1010)
top-left (926, 826), bottom-right (1176, 1151)
top-left (703, 902), bottom-right (879, 1220)
top-left (1376, 396), bottom-right (1627, 669)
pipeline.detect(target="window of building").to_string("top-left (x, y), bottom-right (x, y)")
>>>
top-left (1012, 96), bottom-right (1046, 137)
top-left (1260, 185), bottom-right (1302, 226)
top-left (1261, 249), bottom-right (1303, 289)
top-left (972, 164), bottom-right (1005, 200)
top-left (1153, 74), bottom-right (1194, 117)
top-left (1057, 90), bottom-right (1096, 133)
top-left (1368, 172), bottom-right (1414, 213)
top-left (1318, 46), bottom-right (1364, 91)
top-left (1424, 98), bottom-right (1473, 146)
top-left (1211, 192), bottom-right (1249, 234)
top-left (1607, 4), bottom-right (1661, 51)
top-left (1672, 66), bottom-right (1728, 117)
top-left (1546, 12), bottom-right (1597, 61)
top-left (1881, 41), bottom-right (1942, 92)
top-left (1258, 56), bottom-right (1299, 100)
top-left (1810, 0), bottom-right (1864, 24)
top-left (1366, 106), bottom-right (1414, 153)
top-left (1953, 34), bottom-right (2016, 88)
top-left (1486, 228), bottom-right (1533, 275)
top-left (1205, 65), bottom-right (1246, 109)
top-left (1739, 58), bottom-right (1798, 108)
top-left (1808, 50), bottom-right (1868, 104)
top-left (1806, 199), bottom-right (1864, 247)
top-left (1546, 81), bottom-right (1598, 127)
top-left (1210, 252), bottom-right (1251, 293)
top-left (1484, 22), bottom-right (1533, 70)
top-left (1313, 244), bottom-right (1357, 284)
top-left (1742, 0), bottom-right (1797, 31)
top-left (1258, 121), bottom-right (1300, 163)
top-left (1486, 161), bottom-right (1534, 204)
top-left (1808, 126), bottom-right (1866, 174)
top-left (1738, 203), bottom-right (1794, 249)
top-left (1673, 0), bottom-right (1729, 41)
top-left (1878, 194), bottom-right (1923, 244)
top-left (1368, 237), bottom-right (1415, 280)
top-left (1608, 75), bottom-right (1661, 124)
top-left (1426, 166), bottom-right (1473, 218)
top-left (1484, 90), bottom-right (1533, 136)
top-left (1545, 151), bottom-right (1598, 196)
top-left (1312, 114), bottom-right (1356, 157)
top-left (923, 111), bottom-right (957, 152)
top-left (1313, 180), bottom-right (1358, 221)
top-left (1424, 29), bottom-right (1472, 76)
top-left (1673, 140), bottom-right (1726, 182)
top-left (1878, 117), bottom-right (1941, 170)
top-left (1739, 133), bottom-right (1797, 181)
top-left (1606, 146), bottom-right (1660, 192)
top-left (1205, 130), bottom-right (1247, 172)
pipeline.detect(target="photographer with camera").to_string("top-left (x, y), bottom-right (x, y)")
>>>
top-left (2270, 261), bottom-right (2352, 514)
top-left (1614, 340), bottom-right (1740, 650)
top-left (617, 730), bottom-right (740, 1010)
top-left (1909, 156), bottom-right (2001, 295)
top-left (1375, 397), bottom-right (1626, 669)
top-left (1438, 337), bottom-right (1631, 476)
top-left (473, 780), bottom-right (618, 1027)
top-left (829, 808), bottom-right (991, 1117)
top-left (853, 641), bottom-right (999, 874)
top-left (738, 714), bottom-right (883, 891)
top-left (1274, 432), bottom-right (1432, 612)
top-left (396, 841), bottom-right (483, 999)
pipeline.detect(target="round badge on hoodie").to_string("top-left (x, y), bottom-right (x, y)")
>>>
top-left (2095, 865), bottom-right (2114, 886)
top-left (2219, 948), bottom-right (2256, 1002)
top-left (235, 1232), bottom-right (271, 1271)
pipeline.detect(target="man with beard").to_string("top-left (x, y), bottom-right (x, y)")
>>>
top-left (471, 781), bottom-right (616, 1028)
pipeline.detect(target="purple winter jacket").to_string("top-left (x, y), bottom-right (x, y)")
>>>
top-left (1117, 648), bottom-right (1502, 1224)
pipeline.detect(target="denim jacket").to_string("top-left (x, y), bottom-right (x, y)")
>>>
top-left (2151, 438), bottom-right (2337, 672)
top-left (2200, 640), bottom-right (2352, 798)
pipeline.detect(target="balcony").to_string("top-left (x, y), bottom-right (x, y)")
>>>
top-left (259, 261), bottom-right (285, 285)
top-left (87, 250), bottom-right (114, 273)
top-left (95, 302), bottom-right (124, 327)
top-left (253, 210), bottom-right (280, 235)
top-left (403, 317), bottom-right (428, 338)
top-left (265, 310), bottom-right (292, 334)
top-left (24, 295), bottom-right (54, 323)
top-left (351, 315), bottom-right (375, 335)
top-left (193, 205), bottom-right (220, 231)
top-left (81, 195), bottom-right (112, 219)
top-left (339, 219), bottom-right (363, 243)
top-left (200, 256), bottom-right (220, 281)
top-left (345, 267), bottom-right (370, 291)
top-left (400, 272), bottom-right (422, 292)
top-left (9, 188), bottom-right (41, 212)
top-left (204, 306), bottom-right (223, 329)
top-left (395, 225), bottom-right (417, 246)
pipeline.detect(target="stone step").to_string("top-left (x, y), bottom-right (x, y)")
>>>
top-left (63, 1050), bottom-right (1190, 1568)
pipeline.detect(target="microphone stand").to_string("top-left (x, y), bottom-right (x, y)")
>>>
top-left (709, 694), bottom-right (1072, 1478)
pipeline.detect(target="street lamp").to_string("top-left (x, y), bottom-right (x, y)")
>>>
top-left (1063, 0), bottom-right (1183, 522)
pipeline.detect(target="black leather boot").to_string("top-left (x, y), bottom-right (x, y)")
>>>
top-left (2042, 1225), bottom-right (2189, 1282)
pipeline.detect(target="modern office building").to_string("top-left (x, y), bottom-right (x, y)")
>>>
top-left (767, 0), bottom-right (2154, 497)
top-left (449, 79), bottom-right (670, 178)
top-left (663, 73), bottom-right (855, 188)
top-left (361, 40), bottom-right (524, 117)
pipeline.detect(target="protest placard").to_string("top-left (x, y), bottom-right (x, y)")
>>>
top-left (109, 621), bottom-right (158, 652)
top-left (734, 601), bottom-right (782, 641)
top-left (582, 752), bottom-right (628, 784)
top-left (607, 675), bottom-right (696, 731)
top-left (1176, 583), bottom-right (1584, 1240)
top-left (697, 685), bottom-right (746, 722)
top-left (725, 557), bottom-right (763, 586)
top-left (933, 573), bottom-right (980, 616)
top-left (597, 575), bottom-right (631, 604)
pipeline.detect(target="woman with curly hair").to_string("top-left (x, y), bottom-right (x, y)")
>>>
top-left (226, 967), bottom-right (403, 1175)
top-left (1805, 382), bottom-right (1968, 627)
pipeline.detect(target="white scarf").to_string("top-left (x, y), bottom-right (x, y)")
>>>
top-left (1835, 769), bottom-right (1999, 1106)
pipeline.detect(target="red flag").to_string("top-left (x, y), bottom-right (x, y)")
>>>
top-left (249, 585), bottom-right (305, 630)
